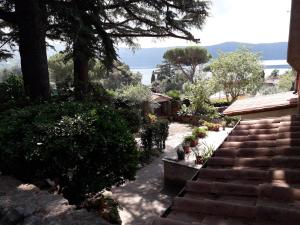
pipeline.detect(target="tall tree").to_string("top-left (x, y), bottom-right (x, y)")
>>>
top-left (0, 0), bottom-right (50, 100)
top-left (163, 46), bottom-right (211, 83)
top-left (1, 0), bottom-right (210, 99)
top-left (210, 48), bottom-right (264, 102)
top-left (51, 0), bottom-right (210, 97)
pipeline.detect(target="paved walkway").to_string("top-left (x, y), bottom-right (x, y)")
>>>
top-left (111, 123), bottom-right (193, 225)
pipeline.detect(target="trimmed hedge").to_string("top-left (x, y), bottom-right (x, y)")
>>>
top-left (0, 102), bottom-right (138, 203)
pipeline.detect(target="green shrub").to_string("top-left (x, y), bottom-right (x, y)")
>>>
top-left (140, 119), bottom-right (169, 161)
top-left (166, 90), bottom-right (181, 101)
top-left (117, 108), bottom-right (142, 133)
top-left (192, 127), bottom-right (207, 138)
top-left (223, 115), bottom-right (240, 127)
top-left (210, 99), bottom-right (230, 107)
top-left (0, 102), bottom-right (138, 204)
top-left (0, 75), bottom-right (28, 111)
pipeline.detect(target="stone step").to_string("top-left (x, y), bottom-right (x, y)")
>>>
top-left (280, 115), bottom-right (300, 122)
top-left (207, 156), bottom-right (300, 169)
top-left (230, 128), bottom-right (279, 136)
top-left (279, 126), bottom-right (300, 132)
top-left (277, 132), bottom-right (300, 139)
top-left (280, 121), bottom-right (300, 126)
top-left (186, 181), bottom-right (300, 202)
top-left (197, 168), bottom-right (300, 183)
top-left (215, 147), bottom-right (300, 158)
top-left (235, 123), bottom-right (279, 130)
top-left (221, 140), bottom-right (276, 148)
top-left (172, 197), bottom-right (300, 225)
top-left (151, 217), bottom-right (198, 225)
top-left (276, 139), bottom-right (300, 147)
top-left (172, 197), bottom-right (255, 219)
top-left (197, 168), bottom-right (269, 181)
top-left (226, 134), bottom-right (277, 142)
top-left (239, 118), bottom-right (281, 125)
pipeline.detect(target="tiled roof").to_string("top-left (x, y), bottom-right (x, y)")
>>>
top-left (223, 92), bottom-right (298, 116)
top-left (153, 115), bottom-right (300, 225)
top-left (151, 93), bottom-right (172, 103)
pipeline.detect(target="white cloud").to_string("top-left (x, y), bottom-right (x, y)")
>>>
top-left (129, 0), bottom-right (292, 48)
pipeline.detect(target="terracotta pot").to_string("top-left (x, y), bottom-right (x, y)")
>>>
top-left (197, 133), bottom-right (206, 138)
top-left (190, 140), bottom-right (198, 147)
top-left (183, 145), bottom-right (191, 154)
top-left (195, 156), bottom-right (203, 165)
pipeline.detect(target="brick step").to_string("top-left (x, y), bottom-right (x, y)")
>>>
top-left (277, 132), bottom-right (300, 139)
top-left (221, 140), bottom-right (276, 148)
top-left (281, 115), bottom-right (300, 122)
top-left (280, 121), bottom-right (300, 126)
top-left (172, 197), bottom-right (300, 224)
top-left (215, 147), bottom-right (300, 158)
top-left (276, 139), bottom-right (300, 146)
top-left (279, 126), bottom-right (300, 132)
top-left (239, 118), bottom-right (281, 125)
top-left (172, 197), bottom-right (255, 219)
top-left (230, 128), bottom-right (278, 136)
top-left (186, 181), bottom-right (300, 202)
top-left (235, 123), bottom-right (279, 130)
top-left (197, 168), bottom-right (300, 183)
top-left (226, 134), bottom-right (277, 142)
top-left (151, 217), bottom-right (199, 225)
top-left (207, 156), bottom-right (300, 169)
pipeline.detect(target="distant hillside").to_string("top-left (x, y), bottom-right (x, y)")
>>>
top-left (1, 42), bottom-right (288, 70)
top-left (119, 42), bottom-right (288, 69)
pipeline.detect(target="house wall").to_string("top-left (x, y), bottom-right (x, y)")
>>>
top-left (241, 107), bottom-right (298, 120)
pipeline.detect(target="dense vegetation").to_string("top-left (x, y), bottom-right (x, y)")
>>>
top-left (0, 102), bottom-right (139, 204)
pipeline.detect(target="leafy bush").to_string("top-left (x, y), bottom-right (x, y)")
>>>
top-left (203, 121), bottom-right (221, 131)
top-left (0, 102), bottom-right (138, 204)
top-left (117, 108), bottom-right (142, 133)
top-left (192, 127), bottom-right (207, 138)
top-left (140, 119), bottom-right (169, 161)
top-left (166, 90), bottom-right (181, 101)
top-left (0, 74), bottom-right (28, 111)
top-left (223, 115), bottom-right (240, 127)
top-left (210, 99), bottom-right (230, 107)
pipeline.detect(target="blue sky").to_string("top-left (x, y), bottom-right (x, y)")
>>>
top-left (132, 0), bottom-right (292, 48)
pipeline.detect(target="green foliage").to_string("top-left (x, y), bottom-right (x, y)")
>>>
top-left (151, 61), bottom-right (185, 93)
top-left (192, 127), bottom-right (208, 138)
top-left (101, 62), bottom-right (142, 90)
top-left (163, 46), bottom-right (211, 83)
top-left (115, 84), bottom-right (151, 106)
top-left (166, 90), bottom-right (181, 101)
top-left (223, 115), bottom-right (240, 127)
top-left (0, 102), bottom-right (138, 203)
top-left (210, 99), bottom-right (230, 107)
top-left (117, 108), bottom-right (142, 133)
top-left (198, 141), bottom-right (214, 161)
top-left (140, 119), bottom-right (169, 161)
top-left (184, 135), bottom-right (197, 143)
top-left (48, 53), bottom-right (74, 89)
top-left (278, 70), bottom-right (296, 92)
top-left (210, 48), bottom-right (264, 102)
top-left (0, 74), bottom-right (28, 111)
top-left (203, 121), bottom-right (221, 131)
top-left (183, 81), bottom-right (218, 116)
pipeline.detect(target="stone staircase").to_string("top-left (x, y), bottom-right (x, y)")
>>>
top-left (152, 115), bottom-right (300, 225)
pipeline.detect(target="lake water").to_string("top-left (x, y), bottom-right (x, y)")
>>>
top-left (132, 60), bottom-right (291, 85)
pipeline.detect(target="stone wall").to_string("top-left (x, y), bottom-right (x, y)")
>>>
top-left (0, 176), bottom-right (110, 225)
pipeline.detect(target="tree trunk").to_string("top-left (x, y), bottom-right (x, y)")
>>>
top-left (73, 41), bottom-right (89, 99)
top-left (15, 0), bottom-right (50, 100)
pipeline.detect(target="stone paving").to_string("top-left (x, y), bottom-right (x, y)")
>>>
top-left (111, 123), bottom-right (193, 225)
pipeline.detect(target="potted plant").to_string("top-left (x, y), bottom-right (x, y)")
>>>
top-left (192, 127), bottom-right (208, 138)
top-left (192, 149), bottom-right (203, 164)
top-left (183, 136), bottom-right (193, 153)
top-left (221, 121), bottom-right (226, 131)
top-left (211, 123), bottom-right (221, 132)
top-left (185, 135), bottom-right (198, 148)
top-left (177, 147), bottom-right (185, 161)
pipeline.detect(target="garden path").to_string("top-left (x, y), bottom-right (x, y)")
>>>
top-left (111, 122), bottom-right (193, 225)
